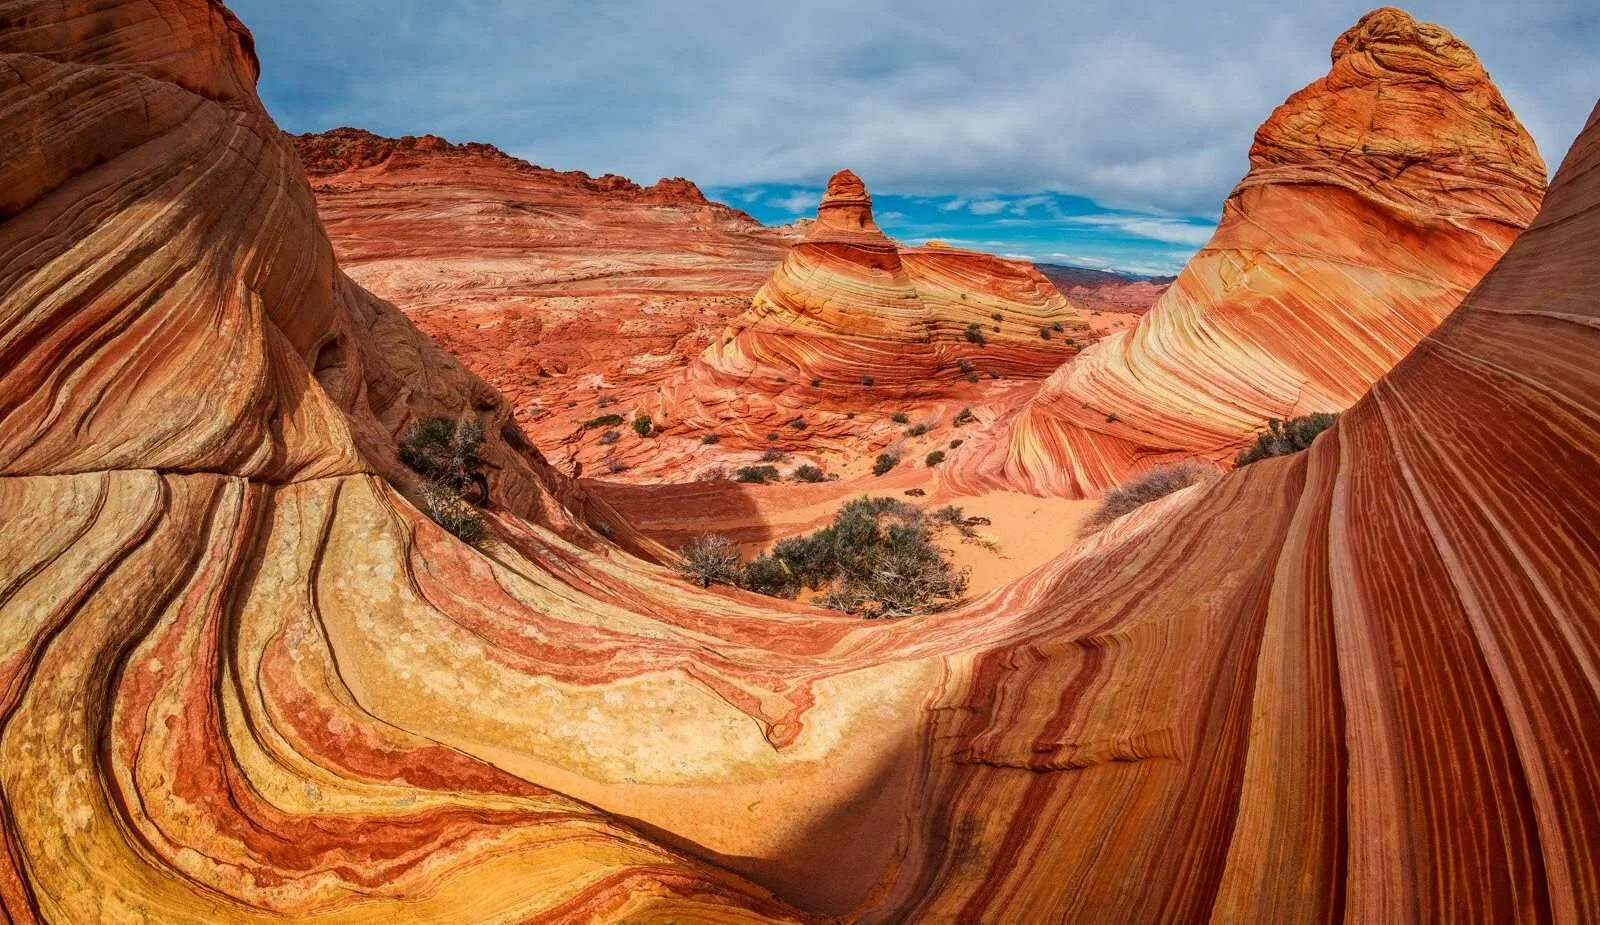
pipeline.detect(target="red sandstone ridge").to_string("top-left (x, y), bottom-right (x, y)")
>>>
top-left (287, 126), bottom-right (797, 461)
top-left (949, 7), bottom-right (1548, 498)
top-left (3, 3), bottom-right (1600, 922)
top-left (1034, 263), bottom-right (1174, 316)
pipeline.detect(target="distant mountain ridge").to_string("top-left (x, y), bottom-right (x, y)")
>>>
top-left (1033, 262), bottom-right (1176, 315)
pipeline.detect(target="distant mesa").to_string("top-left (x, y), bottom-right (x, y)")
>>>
top-left (951, 6), bottom-right (1548, 497)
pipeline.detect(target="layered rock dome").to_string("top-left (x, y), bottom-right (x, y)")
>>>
top-left (2, 3), bottom-right (1598, 924)
top-left (950, 7), bottom-right (1549, 497)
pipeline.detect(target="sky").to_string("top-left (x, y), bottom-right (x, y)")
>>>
top-left (230, 1), bottom-right (1597, 275)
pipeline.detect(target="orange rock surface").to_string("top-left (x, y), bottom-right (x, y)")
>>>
top-left (289, 126), bottom-right (798, 466)
top-left (951, 7), bottom-right (1549, 497)
top-left (2, 3), bottom-right (1598, 924)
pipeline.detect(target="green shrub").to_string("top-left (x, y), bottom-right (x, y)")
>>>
top-left (584, 413), bottom-right (624, 429)
top-left (632, 414), bottom-right (654, 437)
top-left (1235, 413), bottom-right (1340, 467)
top-left (793, 464), bottom-right (826, 483)
top-left (1083, 462), bottom-right (1214, 533)
top-left (399, 417), bottom-right (490, 543)
top-left (907, 423), bottom-right (930, 437)
top-left (418, 481), bottom-right (487, 545)
top-left (1052, 321), bottom-right (1064, 333)
top-left (787, 417), bottom-right (806, 430)
top-left (964, 323), bottom-right (986, 345)
top-left (676, 535), bottom-right (741, 588)
top-left (735, 465), bottom-right (780, 484)
top-left (702, 433), bottom-right (720, 445)
top-left (873, 452), bottom-right (900, 476)
top-left (891, 412), bottom-right (911, 425)
top-left (925, 450), bottom-right (946, 467)
top-left (739, 553), bottom-right (799, 597)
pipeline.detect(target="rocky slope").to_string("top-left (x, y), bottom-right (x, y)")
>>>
top-left (288, 126), bottom-right (798, 463)
top-left (2, 3), bottom-right (1598, 924)
top-left (950, 7), bottom-right (1549, 497)
top-left (1034, 263), bottom-right (1174, 315)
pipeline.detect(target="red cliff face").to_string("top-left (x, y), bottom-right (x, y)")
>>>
top-left (286, 126), bottom-right (798, 471)
top-left (2, 3), bottom-right (1598, 924)
top-left (950, 7), bottom-right (1548, 498)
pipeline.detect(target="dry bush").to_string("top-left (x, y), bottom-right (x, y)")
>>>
top-left (677, 535), bottom-right (742, 587)
top-left (1082, 462), bottom-right (1214, 533)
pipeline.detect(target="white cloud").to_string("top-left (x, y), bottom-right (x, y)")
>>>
top-left (770, 190), bottom-right (822, 213)
top-left (236, 0), bottom-right (1593, 217)
top-left (938, 198), bottom-right (969, 212)
top-left (1067, 214), bottom-right (1216, 246)
top-left (968, 199), bottom-right (1007, 215)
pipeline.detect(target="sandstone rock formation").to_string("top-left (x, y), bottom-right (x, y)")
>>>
top-left (289, 126), bottom-right (797, 464)
top-left (692, 169), bottom-right (1091, 394)
top-left (2, 3), bottom-right (1598, 924)
top-left (951, 7), bottom-right (1549, 497)
top-left (1034, 263), bottom-right (1174, 316)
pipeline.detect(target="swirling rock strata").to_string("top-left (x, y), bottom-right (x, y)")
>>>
top-left (2, 3), bottom-right (1598, 923)
top-left (953, 7), bottom-right (1548, 497)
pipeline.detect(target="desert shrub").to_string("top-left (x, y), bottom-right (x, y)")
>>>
top-left (399, 416), bottom-right (491, 535)
top-left (793, 464), bottom-right (826, 483)
top-left (1235, 413), bottom-right (1340, 467)
top-left (954, 407), bottom-right (976, 426)
top-left (739, 553), bottom-right (799, 597)
top-left (925, 450), bottom-right (946, 467)
top-left (1105, 412), bottom-right (1120, 423)
top-left (964, 323), bottom-right (986, 345)
top-left (990, 311), bottom-right (1004, 322)
top-left (949, 438), bottom-right (963, 449)
top-left (891, 412), bottom-right (911, 425)
top-left (761, 447), bottom-right (786, 462)
top-left (956, 358), bottom-right (974, 374)
top-left (418, 481), bottom-right (487, 545)
top-left (605, 456), bottom-right (629, 474)
top-left (596, 394), bottom-right (617, 408)
top-left (597, 429), bottom-right (621, 445)
top-left (584, 413), bottom-right (624, 429)
top-left (787, 417), bottom-right (807, 430)
top-left (701, 433), bottom-right (720, 445)
top-left (766, 431), bottom-right (780, 441)
top-left (965, 372), bottom-right (980, 383)
top-left (632, 414), bottom-right (654, 437)
top-left (810, 378), bottom-right (822, 387)
top-left (873, 452), bottom-right (900, 476)
top-left (676, 535), bottom-right (742, 588)
top-left (735, 465), bottom-right (780, 484)
top-left (907, 423), bottom-right (930, 437)
top-left (1039, 326), bottom-right (1052, 340)
top-left (1082, 462), bottom-right (1214, 533)
top-left (861, 375), bottom-right (875, 386)
top-left (1052, 321), bottom-right (1064, 333)
top-left (987, 369), bottom-right (999, 379)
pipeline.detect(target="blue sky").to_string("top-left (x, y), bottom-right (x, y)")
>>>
top-left (229, 1), bottom-right (1597, 274)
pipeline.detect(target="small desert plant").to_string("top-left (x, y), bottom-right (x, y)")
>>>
top-left (597, 429), bottom-right (621, 445)
top-left (861, 375), bottom-right (875, 386)
top-left (676, 535), bottom-right (741, 588)
top-left (965, 372), bottom-right (980, 383)
top-left (793, 464), bottom-right (826, 483)
top-left (925, 450), bottom-right (946, 467)
top-left (418, 480), bottom-right (487, 545)
top-left (1082, 462), bottom-right (1214, 533)
top-left (1105, 412), bottom-right (1120, 424)
top-left (701, 433), bottom-right (720, 445)
top-left (1235, 413), bottom-right (1340, 467)
top-left (956, 358), bottom-right (974, 374)
top-left (761, 447), bottom-right (786, 462)
top-left (766, 431), bottom-right (780, 441)
top-left (953, 407), bottom-right (976, 426)
top-left (787, 417), bottom-right (807, 430)
top-left (584, 413), bottom-right (624, 429)
top-left (605, 456), bottom-right (629, 474)
top-left (964, 323), bottom-right (986, 345)
top-left (990, 311), bottom-right (1004, 322)
top-left (399, 416), bottom-right (490, 506)
top-left (735, 465), bottom-right (780, 484)
top-left (810, 378), bottom-right (822, 387)
top-left (596, 394), bottom-right (617, 408)
top-left (907, 422), bottom-right (930, 437)
top-left (891, 412), bottom-right (911, 425)
top-left (873, 452), bottom-right (900, 476)
top-left (632, 414), bottom-right (654, 437)
top-left (1039, 326), bottom-right (1052, 340)
top-left (1052, 321), bottom-right (1064, 333)
top-left (949, 438), bottom-right (963, 449)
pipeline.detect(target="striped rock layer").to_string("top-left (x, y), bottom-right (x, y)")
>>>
top-left (2, 3), bottom-right (1599, 925)
top-left (951, 7), bottom-right (1549, 497)
top-left (287, 127), bottom-right (797, 473)
top-left (692, 170), bottom-right (1092, 394)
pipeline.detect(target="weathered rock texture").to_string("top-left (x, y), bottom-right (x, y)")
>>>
top-left (1034, 263), bottom-right (1174, 316)
top-left (2, 3), bottom-right (1598, 924)
top-left (952, 7), bottom-right (1549, 497)
top-left (289, 126), bottom-right (798, 471)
